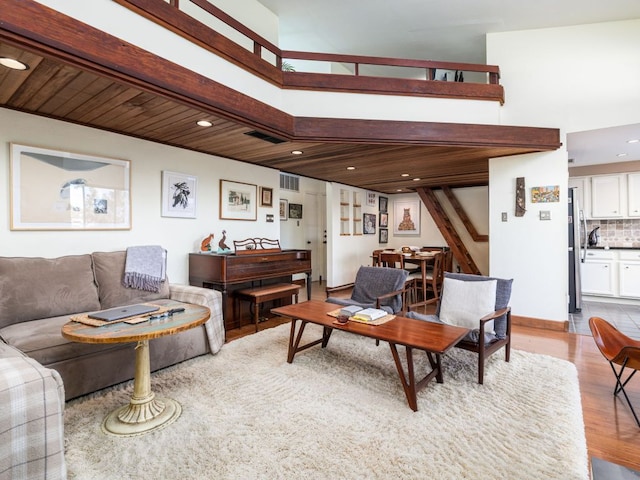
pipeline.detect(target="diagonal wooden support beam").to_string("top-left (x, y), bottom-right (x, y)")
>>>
top-left (442, 186), bottom-right (488, 242)
top-left (416, 187), bottom-right (481, 275)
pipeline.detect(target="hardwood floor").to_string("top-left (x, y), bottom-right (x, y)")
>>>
top-left (225, 281), bottom-right (640, 474)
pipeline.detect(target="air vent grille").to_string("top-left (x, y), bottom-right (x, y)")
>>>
top-left (280, 173), bottom-right (300, 192)
top-left (244, 130), bottom-right (286, 144)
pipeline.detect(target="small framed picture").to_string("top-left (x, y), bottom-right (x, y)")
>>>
top-left (219, 179), bottom-right (257, 221)
top-left (162, 170), bottom-right (197, 218)
top-left (260, 186), bottom-right (273, 207)
top-left (363, 213), bottom-right (376, 234)
top-left (289, 203), bottom-right (303, 219)
top-left (279, 199), bottom-right (288, 221)
top-left (379, 212), bottom-right (388, 228)
top-left (379, 196), bottom-right (388, 212)
top-left (379, 228), bottom-right (388, 244)
top-left (366, 192), bottom-right (376, 207)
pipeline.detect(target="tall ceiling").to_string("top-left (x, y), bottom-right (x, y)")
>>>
top-left (1, 0), bottom-right (637, 190)
top-left (256, 0), bottom-right (640, 167)
top-left (257, 0), bottom-right (640, 64)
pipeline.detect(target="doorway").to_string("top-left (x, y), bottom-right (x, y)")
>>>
top-left (304, 192), bottom-right (327, 284)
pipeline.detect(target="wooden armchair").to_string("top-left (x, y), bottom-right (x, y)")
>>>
top-left (325, 266), bottom-right (410, 314)
top-left (407, 272), bottom-right (513, 384)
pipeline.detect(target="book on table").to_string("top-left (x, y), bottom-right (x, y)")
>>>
top-left (339, 305), bottom-right (363, 317)
top-left (352, 308), bottom-right (388, 322)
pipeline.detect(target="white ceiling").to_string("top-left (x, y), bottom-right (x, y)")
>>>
top-left (256, 0), bottom-right (640, 167)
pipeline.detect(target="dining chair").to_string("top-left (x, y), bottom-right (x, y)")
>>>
top-left (371, 249), bottom-right (384, 267)
top-left (589, 316), bottom-right (640, 427)
top-left (408, 251), bottom-right (444, 302)
top-left (378, 252), bottom-right (418, 303)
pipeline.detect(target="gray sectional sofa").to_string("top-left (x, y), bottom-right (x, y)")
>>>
top-left (0, 250), bottom-right (225, 479)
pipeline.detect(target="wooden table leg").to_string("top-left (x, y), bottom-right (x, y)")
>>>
top-left (102, 340), bottom-right (181, 436)
top-left (389, 343), bottom-right (442, 412)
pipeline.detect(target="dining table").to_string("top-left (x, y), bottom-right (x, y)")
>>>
top-left (373, 249), bottom-right (438, 302)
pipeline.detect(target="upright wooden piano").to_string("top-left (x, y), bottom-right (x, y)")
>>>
top-left (189, 249), bottom-right (312, 329)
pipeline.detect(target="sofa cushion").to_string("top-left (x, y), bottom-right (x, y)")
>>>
top-left (92, 251), bottom-right (170, 309)
top-left (0, 255), bottom-right (101, 329)
top-left (0, 315), bottom-right (131, 366)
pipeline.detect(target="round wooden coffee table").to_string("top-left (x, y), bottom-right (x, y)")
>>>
top-left (62, 302), bottom-right (210, 437)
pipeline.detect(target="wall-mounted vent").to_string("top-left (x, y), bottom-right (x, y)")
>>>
top-left (280, 173), bottom-right (300, 192)
top-left (244, 130), bottom-right (286, 144)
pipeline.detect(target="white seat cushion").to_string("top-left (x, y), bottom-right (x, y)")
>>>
top-left (439, 277), bottom-right (497, 332)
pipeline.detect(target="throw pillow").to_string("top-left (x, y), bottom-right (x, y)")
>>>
top-left (439, 277), bottom-right (497, 332)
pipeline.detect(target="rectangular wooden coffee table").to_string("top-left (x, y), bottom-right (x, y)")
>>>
top-left (271, 300), bottom-right (470, 411)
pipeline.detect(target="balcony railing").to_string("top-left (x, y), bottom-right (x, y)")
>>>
top-left (116, 0), bottom-right (504, 103)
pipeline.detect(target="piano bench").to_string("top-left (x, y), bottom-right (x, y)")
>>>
top-left (234, 283), bottom-right (301, 332)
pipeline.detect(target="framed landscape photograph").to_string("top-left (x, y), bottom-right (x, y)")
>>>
top-left (161, 170), bottom-right (197, 218)
top-left (279, 199), bottom-right (288, 220)
top-left (219, 179), bottom-right (257, 220)
top-left (10, 143), bottom-right (131, 230)
top-left (260, 186), bottom-right (273, 207)
top-left (363, 213), bottom-right (376, 234)
top-left (393, 199), bottom-right (420, 235)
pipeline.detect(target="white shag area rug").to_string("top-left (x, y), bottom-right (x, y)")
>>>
top-left (64, 323), bottom-right (588, 480)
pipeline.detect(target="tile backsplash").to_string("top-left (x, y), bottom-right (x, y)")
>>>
top-left (586, 219), bottom-right (640, 248)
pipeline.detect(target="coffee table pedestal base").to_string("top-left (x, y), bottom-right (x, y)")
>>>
top-left (102, 396), bottom-right (181, 437)
top-left (101, 339), bottom-right (182, 437)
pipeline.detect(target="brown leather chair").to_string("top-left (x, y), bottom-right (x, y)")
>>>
top-left (589, 316), bottom-right (640, 427)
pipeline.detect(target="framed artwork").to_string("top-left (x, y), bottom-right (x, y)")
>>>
top-left (260, 186), bottom-right (273, 207)
top-left (531, 185), bottom-right (560, 203)
top-left (10, 143), bottom-right (131, 230)
top-left (219, 179), bottom-right (257, 220)
top-left (379, 196), bottom-right (388, 212)
top-left (289, 203), bottom-right (303, 219)
top-left (393, 199), bottom-right (420, 235)
top-left (379, 212), bottom-right (388, 228)
top-left (363, 213), bottom-right (376, 234)
top-left (366, 192), bottom-right (376, 207)
top-left (279, 199), bottom-right (288, 220)
top-left (379, 228), bottom-right (388, 244)
top-left (161, 170), bottom-right (196, 218)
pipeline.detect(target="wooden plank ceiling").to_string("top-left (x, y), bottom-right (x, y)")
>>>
top-left (0, 36), bottom-right (558, 194)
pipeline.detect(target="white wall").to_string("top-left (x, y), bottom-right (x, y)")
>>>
top-left (487, 19), bottom-right (640, 321)
top-left (0, 110), bottom-right (281, 284)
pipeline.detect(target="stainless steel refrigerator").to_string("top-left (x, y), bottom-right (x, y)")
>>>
top-left (568, 187), bottom-right (586, 313)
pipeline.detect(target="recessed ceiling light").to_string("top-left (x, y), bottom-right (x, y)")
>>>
top-left (196, 120), bottom-right (213, 127)
top-left (396, 189), bottom-right (403, 192)
top-left (0, 57), bottom-right (29, 70)
top-left (628, 139), bottom-right (640, 144)
top-left (413, 178), bottom-right (421, 181)
top-left (401, 173), bottom-right (410, 177)
top-left (617, 153), bottom-right (628, 157)
top-left (291, 150), bottom-right (303, 155)
top-left (346, 166), bottom-right (356, 170)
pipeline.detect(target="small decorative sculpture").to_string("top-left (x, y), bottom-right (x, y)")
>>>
top-left (217, 230), bottom-right (231, 253)
top-left (200, 233), bottom-right (214, 252)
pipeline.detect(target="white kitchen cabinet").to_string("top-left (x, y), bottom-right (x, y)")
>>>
top-left (628, 173), bottom-right (640, 217)
top-left (568, 176), bottom-right (588, 217)
top-left (591, 174), bottom-right (624, 218)
top-left (581, 249), bottom-right (616, 296)
top-left (619, 250), bottom-right (640, 298)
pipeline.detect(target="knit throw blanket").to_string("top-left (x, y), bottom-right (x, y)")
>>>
top-left (122, 246), bottom-right (166, 292)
